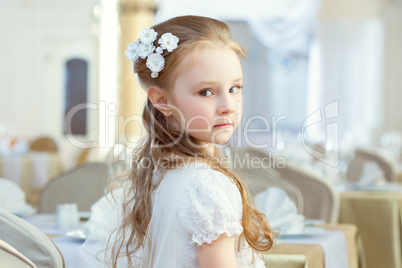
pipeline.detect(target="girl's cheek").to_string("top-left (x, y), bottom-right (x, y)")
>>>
top-left (189, 117), bottom-right (211, 130)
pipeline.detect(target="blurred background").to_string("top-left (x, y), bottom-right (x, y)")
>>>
top-left (0, 0), bottom-right (401, 169)
top-left (1, 2), bottom-right (402, 267)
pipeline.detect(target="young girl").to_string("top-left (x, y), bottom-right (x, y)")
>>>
top-left (81, 15), bottom-right (274, 267)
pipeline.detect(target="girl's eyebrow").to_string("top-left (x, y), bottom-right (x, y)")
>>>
top-left (195, 78), bottom-right (243, 87)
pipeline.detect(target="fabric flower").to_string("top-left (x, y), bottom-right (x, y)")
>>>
top-left (138, 43), bottom-right (155, 59)
top-left (156, 47), bottom-right (163, 55)
top-left (125, 41), bottom-right (140, 61)
top-left (139, 28), bottom-right (157, 44)
top-left (146, 53), bottom-right (165, 76)
top-left (158, 33), bottom-right (179, 52)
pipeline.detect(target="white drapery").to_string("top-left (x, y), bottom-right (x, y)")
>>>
top-left (310, 20), bottom-right (384, 145)
top-left (247, 0), bottom-right (321, 53)
top-left (242, 0), bottom-right (322, 148)
top-left (246, 0), bottom-right (384, 146)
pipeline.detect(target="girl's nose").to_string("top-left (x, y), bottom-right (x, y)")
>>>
top-left (217, 94), bottom-right (235, 115)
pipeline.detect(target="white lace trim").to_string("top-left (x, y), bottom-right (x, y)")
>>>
top-left (192, 228), bottom-right (243, 245)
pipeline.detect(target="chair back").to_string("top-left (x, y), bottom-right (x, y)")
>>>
top-left (0, 208), bottom-right (64, 267)
top-left (230, 147), bottom-right (304, 214)
top-left (346, 148), bottom-right (396, 183)
top-left (38, 163), bottom-right (108, 213)
top-left (29, 136), bottom-right (58, 152)
top-left (274, 162), bottom-right (340, 223)
top-left (0, 239), bottom-right (37, 268)
top-left (230, 147), bottom-right (339, 223)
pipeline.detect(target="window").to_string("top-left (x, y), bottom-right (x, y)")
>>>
top-left (64, 58), bottom-right (88, 135)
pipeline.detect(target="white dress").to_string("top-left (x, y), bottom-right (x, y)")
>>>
top-left (79, 161), bottom-right (266, 268)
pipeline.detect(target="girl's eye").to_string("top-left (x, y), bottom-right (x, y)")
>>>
top-left (199, 89), bottom-right (213, 96)
top-left (229, 85), bottom-right (243, 93)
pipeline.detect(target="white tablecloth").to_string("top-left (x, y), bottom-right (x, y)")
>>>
top-left (279, 229), bottom-right (349, 268)
top-left (22, 214), bottom-right (349, 268)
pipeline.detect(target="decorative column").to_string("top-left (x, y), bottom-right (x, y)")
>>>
top-left (117, 0), bottom-right (155, 145)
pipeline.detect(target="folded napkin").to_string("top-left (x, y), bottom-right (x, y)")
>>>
top-left (254, 187), bottom-right (305, 233)
top-left (0, 178), bottom-right (35, 215)
top-left (359, 161), bottom-right (387, 186)
top-left (84, 196), bottom-right (111, 233)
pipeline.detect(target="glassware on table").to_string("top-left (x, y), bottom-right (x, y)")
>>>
top-left (56, 203), bottom-right (79, 232)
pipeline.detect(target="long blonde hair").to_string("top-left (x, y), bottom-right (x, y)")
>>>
top-left (107, 15), bottom-right (274, 267)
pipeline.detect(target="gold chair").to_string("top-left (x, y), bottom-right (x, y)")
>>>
top-left (29, 136), bottom-right (58, 153)
top-left (75, 147), bottom-right (91, 166)
top-left (346, 147), bottom-right (396, 183)
top-left (75, 147), bottom-right (111, 166)
top-left (230, 147), bottom-right (304, 214)
top-left (274, 162), bottom-right (340, 223)
top-left (231, 147), bottom-right (339, 223)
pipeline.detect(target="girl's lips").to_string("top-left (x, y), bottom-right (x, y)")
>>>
top-left (213, 123), bottom-right (232, 128)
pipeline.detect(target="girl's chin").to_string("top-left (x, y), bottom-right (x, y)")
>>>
top-left (213, 139), bottom-right (231, 145)
top-left (210, 134), bottom-right (233, 145)
top-left (188, 131), bottom-right (233, 146)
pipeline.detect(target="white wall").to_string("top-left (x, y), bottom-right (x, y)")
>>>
top-left (154, 0), bottom-right (300, 21)
top-left (383, 1), bottom-right (402, 133)
top-left (318, 0), bottom-right (402, 137)
top-left (0, 0), bottom-right (98, 142)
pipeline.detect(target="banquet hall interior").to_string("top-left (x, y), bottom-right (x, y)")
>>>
top-left (0, 0), bottom-right (402, 267)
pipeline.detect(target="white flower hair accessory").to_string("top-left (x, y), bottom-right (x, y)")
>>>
top-left (125, 27), bottom-right (179, 78)
top-left (147, 54), bottom-right (165, 78)
top-left (139, 28), bottom-right (157, 44)
top-left (138, 43), bottom-right (155, 59)
top-left (158, 33), bottom-right (179, 52)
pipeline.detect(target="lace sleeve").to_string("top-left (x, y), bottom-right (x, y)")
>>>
top-left (177, 167), bottom-right (243, 246)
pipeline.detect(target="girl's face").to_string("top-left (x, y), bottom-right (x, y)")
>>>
top-left (168, 47), bottom-right (243, 146)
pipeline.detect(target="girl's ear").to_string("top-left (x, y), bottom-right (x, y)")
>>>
top-left (147, 86), bottom-right (172, 116)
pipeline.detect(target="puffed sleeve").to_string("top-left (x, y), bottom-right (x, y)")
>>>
top-left (177, 166), bottom-right (243, 246)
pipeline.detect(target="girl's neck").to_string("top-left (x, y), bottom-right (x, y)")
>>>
top-left (204, 143), bottom-right (215, 158)
top-left (161, 143), bottom-right (215, 160)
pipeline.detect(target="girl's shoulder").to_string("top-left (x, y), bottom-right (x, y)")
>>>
top-left (165, 161), bottom-right (240, 202)
top-left (172, 161), bottom-right (244, 246)
top-left (169, 160), bottom-right (214, 174)
top-left (157, 160), bottom-right (239, 201)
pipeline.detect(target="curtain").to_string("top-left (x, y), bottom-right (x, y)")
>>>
top-left (247, 0), bottom-right (321, 53)
top-left (311, 19), bottom-right (384, 145)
